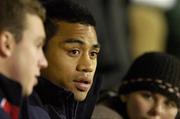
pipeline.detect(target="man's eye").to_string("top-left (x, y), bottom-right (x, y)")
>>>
top-left (68, 49), bottom-right (80, 56)
top-left (90, 51), bottom-right (98, 59)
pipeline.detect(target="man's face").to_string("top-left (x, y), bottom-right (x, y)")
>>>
top-left (10, 13), bottom-right (48, 96)
top-left (43, 21), bottom-right (100, 101)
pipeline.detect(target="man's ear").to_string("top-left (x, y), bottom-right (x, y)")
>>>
top-left (0, 31), bottom-right (15, 57)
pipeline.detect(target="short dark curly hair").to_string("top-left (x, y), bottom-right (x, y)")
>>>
top-left (40, 0), bottom-right (96, 49)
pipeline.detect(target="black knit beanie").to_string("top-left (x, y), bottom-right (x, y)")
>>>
top-left (119, 52), bottom-right (180, 107)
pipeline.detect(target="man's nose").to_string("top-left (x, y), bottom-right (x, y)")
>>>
top-left (76, 54), bottom-right (94, 72)
top-left (39, 51), bottom-right (48, 69)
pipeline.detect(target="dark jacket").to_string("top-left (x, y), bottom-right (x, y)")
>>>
top-left (30, 78), bottom-right (78, 119)
top-left (26, 98), bottom-right (51, 119)
top-left (0, 109), bottom-right (11, 119)
top-left (0, 74), bottom-right (22, 119)
top-left (0, 74), bottom-right (51, 119)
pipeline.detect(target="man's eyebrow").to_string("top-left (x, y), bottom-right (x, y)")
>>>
top-left (64, 38), bottom-right (100, 48)
top-left (93, 43), bottom-right (100, 49)
top-left (64, 38), bottom-right (84, 45)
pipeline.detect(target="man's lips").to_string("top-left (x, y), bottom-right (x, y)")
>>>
top-left (73, 79), bottom-right (91, 91)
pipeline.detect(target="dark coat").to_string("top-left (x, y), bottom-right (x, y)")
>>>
top-left (0, 74), bottom-right (51, 119)
top-left (27, 105), bottom-right (51, 119)
top-left (30, 74), bottom-right (102, 119)
top-left (25, 98), bottom-right (51, 119)
top-left (30, 78), bottom-right (78, 119)
top-left (0, 109), bottom-right (11, 119)
top-left (0, 74), bottom-right (22, 119)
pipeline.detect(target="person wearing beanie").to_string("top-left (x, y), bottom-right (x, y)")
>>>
top-left (92, 52), bottom-right (180, 119)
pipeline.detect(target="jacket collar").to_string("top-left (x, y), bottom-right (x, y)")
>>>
top-left (0, 74), bottom-right (22, 105)
top-left (36, 77), bottom-right (75, 106)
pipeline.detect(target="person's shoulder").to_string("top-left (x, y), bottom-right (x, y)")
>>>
top-left (0, 108), bottom-right (11, 119)
top-left (28, 105), bottom-right (51, 119)
top-left (27, 92), bottom-right (51, 119)
top-left (29, 90), bottom-right (43, 106)
top-left (92, 104), bottom-right (123, 119)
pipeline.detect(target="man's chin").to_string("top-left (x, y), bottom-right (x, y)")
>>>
top-left (22, 87), bottom-right (33, 97)
top-left (73, 92), bottom-right (88, 101)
